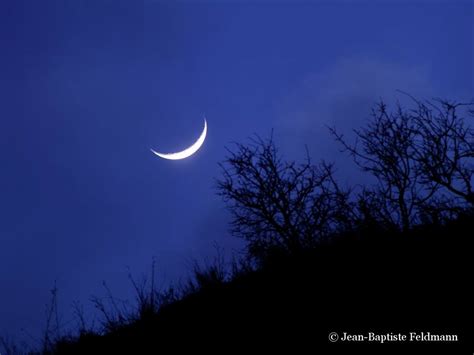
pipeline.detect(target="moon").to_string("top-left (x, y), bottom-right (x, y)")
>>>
top-left (150, 118), bottom-right (207, 160)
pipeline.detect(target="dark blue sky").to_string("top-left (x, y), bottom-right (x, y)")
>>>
top-left (1, 0), bottom-right (472, 341)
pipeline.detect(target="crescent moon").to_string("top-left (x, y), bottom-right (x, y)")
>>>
top-left (150, 118), bottom-right (207, 160)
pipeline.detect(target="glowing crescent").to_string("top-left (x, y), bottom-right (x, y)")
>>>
top-left (150, 118), bottom-right (207, 160)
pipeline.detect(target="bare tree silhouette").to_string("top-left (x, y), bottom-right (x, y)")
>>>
top-left (408, 95), bottom-right (474, 205)
top-left (330, 101), bottom-right (431, 231)
top-left (330, 95), bottom-right (474, 229)
top-left (217, 136), bottom-right (351, 260)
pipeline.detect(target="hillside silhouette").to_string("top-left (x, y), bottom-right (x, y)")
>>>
top-left (47, 214), bottom-right (472, 354)
top-left (2, 96), bottom-right (472, 354)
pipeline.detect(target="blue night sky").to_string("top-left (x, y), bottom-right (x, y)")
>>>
top-left (0, 0), bottom-right (472, 340)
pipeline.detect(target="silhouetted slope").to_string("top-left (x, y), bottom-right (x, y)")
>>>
top-left (53, 214), bottom-right (472, 354)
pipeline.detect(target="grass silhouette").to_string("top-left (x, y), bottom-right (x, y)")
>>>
top-left (29, 213), bottom-right (469, 353)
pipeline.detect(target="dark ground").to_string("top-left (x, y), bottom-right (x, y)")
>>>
top-left (50, 214), bottom-right (472, 354)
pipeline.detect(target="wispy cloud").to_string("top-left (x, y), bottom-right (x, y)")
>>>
top-left (272, 55), bottom-right (438, 183)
